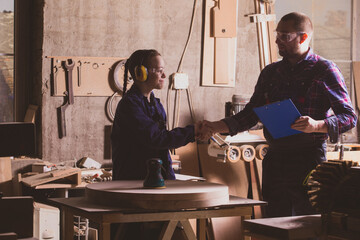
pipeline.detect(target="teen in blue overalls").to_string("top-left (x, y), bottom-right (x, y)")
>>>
top-left (111, 49), bottom-right (196, 180)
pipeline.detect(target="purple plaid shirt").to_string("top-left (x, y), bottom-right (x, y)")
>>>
top-left (223, 48), bottom-right (357, 144)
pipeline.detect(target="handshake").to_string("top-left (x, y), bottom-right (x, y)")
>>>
top-left (194, 120), bottom-right (229, 141)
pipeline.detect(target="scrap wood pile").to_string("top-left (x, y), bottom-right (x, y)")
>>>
top-left (307, 159), bottom-right (360, 214)
top-left (307, 159), bottom-right (360, 235)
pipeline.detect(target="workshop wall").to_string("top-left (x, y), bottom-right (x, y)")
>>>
top-left (39, 0), bottom-right (260, 172)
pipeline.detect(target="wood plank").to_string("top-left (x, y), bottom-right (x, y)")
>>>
top-left (214, 38), bottom-right (230, 84)
top-left (249, 160), bottom-right (264, 218)
top-left (252, 0), bottom-right (277, 70)
top-left (159, 220), bottom-right (178, 240)
top-left (24, 104), bottom-right (38, 123)
top-left (0, 157), bottom-right (13, 196)
top-left (265, 1), bottom-right (278, 64)
top-left (342, 143), bottom-right (360, 148)
top-left (201, 0), bottom-right (215, 86)
top-left (327, 151), bottom-right (360, 164)
top-left (21, 168), bottom-right (81, 187)
top-left (211, 0), bottom-right (237, 38)
top-left (180, 220), bottom-right (197, 240)
top-left (34, 182), bottom-right (87, 189)
top-left (0, 232), bottom-right (17, 240)
top-left (197, 219), bottom-right (207, 240)
top-left (201, 0), bottom-right (236, 87)
top-left (353, 61), bottom-right (360, 110)
top-left (0, 157), bottom-right (12, 182)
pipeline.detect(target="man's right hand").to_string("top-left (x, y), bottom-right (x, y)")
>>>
top-left (195, 120), bottom-right (213, 141)
top-left (196, 120), bottom-right (229, 141)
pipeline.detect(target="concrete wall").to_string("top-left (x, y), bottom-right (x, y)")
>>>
top-left (38, 0), bottom-right (260, 171)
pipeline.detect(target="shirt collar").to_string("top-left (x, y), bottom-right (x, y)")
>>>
top-left (129, 84), bottom-right (155, 103)
top-left (302, 48), bottom-right (317, 62)
top-left (282, 47), bottom-right (317, 67)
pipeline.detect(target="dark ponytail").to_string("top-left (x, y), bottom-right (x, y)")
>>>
top-left (122, 49), bottom-right (161, 94)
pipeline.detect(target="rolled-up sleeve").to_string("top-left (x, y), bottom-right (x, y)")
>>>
top-left (322, 64), bottom-right (357, 143)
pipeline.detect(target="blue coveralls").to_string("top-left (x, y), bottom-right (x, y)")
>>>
top-left (111, 84), bottom-right (195, 180)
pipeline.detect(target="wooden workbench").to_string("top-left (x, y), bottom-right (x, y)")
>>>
top-left (50, 195), bottom-right (265, 240)
top-left (243, 213), bottom-right (360, 239)
top-left (243, 214), bottom-right (323, 239)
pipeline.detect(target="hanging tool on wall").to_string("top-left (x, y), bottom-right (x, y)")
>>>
top-left (57, 59), bottom-right (75, 138)
top-left (248, 0), bottom-right (277, 70)
top-left (47, 56), bottom-right (127, 96)
top-left (50, 59), bottom-right (62, 96)
top-left (76, 60), bottom-right (82, 87)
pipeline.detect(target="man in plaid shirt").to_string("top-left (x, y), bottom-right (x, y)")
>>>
top-left (199, 12), bottom-right (357, 217)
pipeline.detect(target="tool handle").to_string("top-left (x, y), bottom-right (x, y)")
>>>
top-left (66, 60), bottom-right (75, 104)
top-left (64, 59), bottom-right (75, 105)
top-left (58, 104), bottom-right (68, 138)
top-left (67, 73), bottom-right (74, 104)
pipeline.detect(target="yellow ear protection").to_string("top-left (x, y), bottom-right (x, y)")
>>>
top-left (135, 65), bottom-right (148, 82)
top-left (134, 53), bottom-right (148, 82)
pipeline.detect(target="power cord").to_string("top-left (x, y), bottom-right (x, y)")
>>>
top-left (167, 0), bottom-right (199, 131)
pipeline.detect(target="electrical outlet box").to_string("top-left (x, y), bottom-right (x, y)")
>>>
top-left (170, 72), bottom-right (189, 89)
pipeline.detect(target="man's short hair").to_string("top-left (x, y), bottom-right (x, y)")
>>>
top-left (280, 12), bottom-right (313, 35)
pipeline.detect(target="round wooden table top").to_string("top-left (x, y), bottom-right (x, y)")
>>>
top-left (85, 180), bottom-right (229, 210)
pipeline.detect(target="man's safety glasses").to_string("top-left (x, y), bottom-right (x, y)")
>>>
top-left (276, 31), bottom-right (305, 43)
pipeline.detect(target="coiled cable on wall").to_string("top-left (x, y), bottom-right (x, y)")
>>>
top-left (106, 91), bottom-right (121, 122)
top-left (177, 0), bottom-right (198, 73)
top-left (105, 59), bottom-right (126, 122)
top-left (167, 0), bottom-right (198, 130)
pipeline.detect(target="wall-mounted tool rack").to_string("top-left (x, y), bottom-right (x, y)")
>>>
top-left (46, 56), bottom-right (126, 97)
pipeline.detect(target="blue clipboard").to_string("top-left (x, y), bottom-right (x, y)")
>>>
top-left (253, 99), bottom-right (302, 139)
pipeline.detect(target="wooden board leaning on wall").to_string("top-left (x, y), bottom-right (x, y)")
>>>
top-left (46, 56), bottom-right (127, 96)
top-left (201, 0), bottom-right (237, 87)
top-left (353, 61), bottom-right (360, 110)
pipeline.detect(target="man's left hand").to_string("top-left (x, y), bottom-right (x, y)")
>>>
top-left (291, 116), bottom-right (328, 133)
